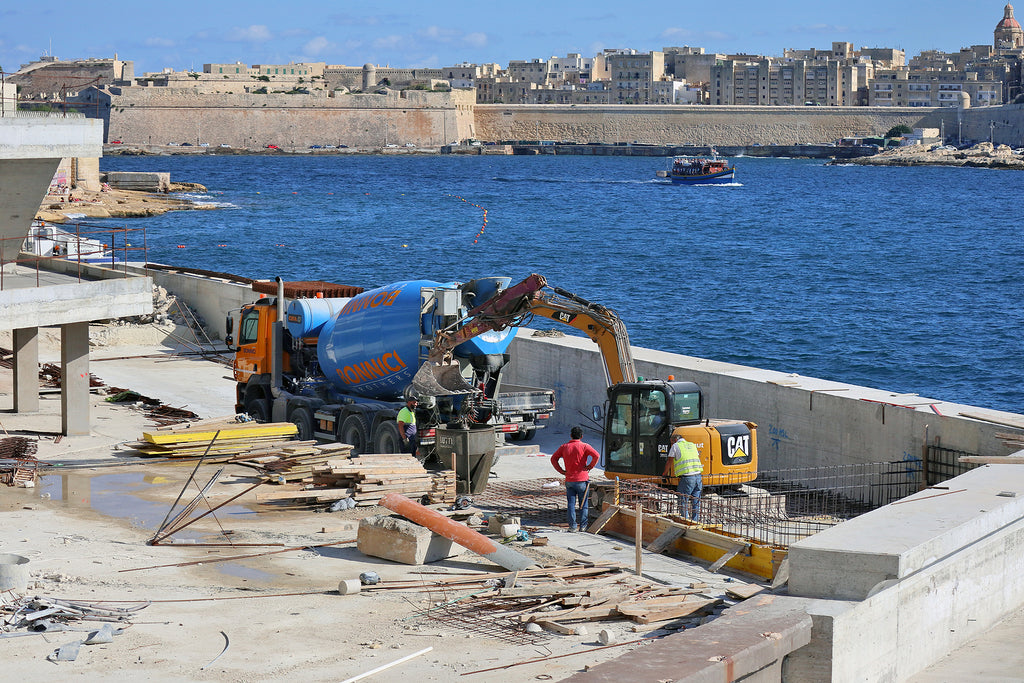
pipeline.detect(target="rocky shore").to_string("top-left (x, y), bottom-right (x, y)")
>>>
top-left (36, 182), bottom-right (213, 223)
top-left (839, 141), bottom-right (1024, 169)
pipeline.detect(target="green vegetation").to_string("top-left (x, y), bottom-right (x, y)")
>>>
top-left (253, 75), bottom-right (270, 82)
top-left (252, 86), bottom-right (267, 94)
top-left (885, 124), bottom-right (913, 138)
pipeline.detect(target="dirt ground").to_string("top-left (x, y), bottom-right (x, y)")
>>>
top-left (0, 324), bottom-right (663, 682)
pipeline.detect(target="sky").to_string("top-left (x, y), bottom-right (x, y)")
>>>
top-left (0, 1), bottom-right (1011, 76)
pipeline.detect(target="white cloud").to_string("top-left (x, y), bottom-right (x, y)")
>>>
top-left (372, 35), bottom-right (404, 50)
top-left (303, 36), bottom-right (334, 56)
top-left (225, 25), bottom-right (272, 43)
top-left (463, 32), bottom-right (487, 49)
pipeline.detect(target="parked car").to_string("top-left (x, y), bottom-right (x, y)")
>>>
top-left (310, 145), bottom-right (322, 149)
top-left (266, 144), bottom-right (280, 149)
top-left (180, 142), bottom-right (193, 146)
top-left (324, 145), bottom-right (337, 149)
top-left (219, 144), bottom-right (231, 148)
top-left (167, 142), bottom-right (179, 146)
top-left (199, 142), bottom-right (210, 147)
top-left (404, 143), bottom-right (416, 148)
top-left (110, 140), bottom-right (123, 144)
top-left (385, 144), bottom-right (398, 148)
top-left (337, 144), bottom-right (349, 148)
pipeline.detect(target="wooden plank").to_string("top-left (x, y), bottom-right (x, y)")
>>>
top-left (646, 527), bottom-right (684, 554)
top-left (534, 620), bottom-right (582, 635)
top-left (960, 455), bottom-right (1024, 464)
top-left (587, 506), bottom-right (619, 534)
top-left (143, 423), bottom-right (298, 444)
top-left (771, 557), bottom-right (790, 590)
top-left (708, 544), bottom-right (745, 572)
top-left (725, 583), bottom-right (765, 601)
top-left (524, 606), bottom-right (619, 623)
top-left (632, 599), bottom-right (721, 625)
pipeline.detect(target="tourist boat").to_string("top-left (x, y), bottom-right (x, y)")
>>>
top-left (657, 152), bottom-right (736, 184)
top-left (23, 220), bottom-right (111, 263)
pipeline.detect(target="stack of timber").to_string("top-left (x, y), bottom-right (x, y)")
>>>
top-left (257, 454), bottom-right (457, 507)
top-left (127, 416), bottom-right (299, 460)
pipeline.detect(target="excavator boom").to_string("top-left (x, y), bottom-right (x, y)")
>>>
top-left (412, 273), bottom-right (636, 395)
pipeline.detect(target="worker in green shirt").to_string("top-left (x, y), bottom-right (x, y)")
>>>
top-left (664, 432), bottom-right (703, 521)
top-left (396, 396), bottom-right (419, 458)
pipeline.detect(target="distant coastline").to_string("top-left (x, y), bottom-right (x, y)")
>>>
top-left (836, 141), bottom-right (1024, 169)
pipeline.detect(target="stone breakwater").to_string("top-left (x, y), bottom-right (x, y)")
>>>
top-left (839, 141), bottom-right (1024, 169)
top-left (36, 183), bottom-right (213, 223)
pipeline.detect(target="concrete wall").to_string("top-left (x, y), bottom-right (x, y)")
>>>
top-left (85, 87), bottom-right (475, 147)
top-left (783, 465), bottom-right (1024, 681)
top-left (502, 330), bottom-right (1020, 467)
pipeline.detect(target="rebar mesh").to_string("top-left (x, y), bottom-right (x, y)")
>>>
top-left (617, 460), bottom-right (924, 547)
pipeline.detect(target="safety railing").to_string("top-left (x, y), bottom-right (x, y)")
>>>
top-left (0, 220), bottom-right (148, 289)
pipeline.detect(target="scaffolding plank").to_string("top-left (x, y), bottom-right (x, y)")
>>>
top-left (587, 506), bottom-right (619, 534)
top-left (708, 544), bottom-right (745, 572)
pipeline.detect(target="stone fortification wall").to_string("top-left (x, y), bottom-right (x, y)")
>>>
top-left (100, 87), bottom-right (475, 148)
top-left (474, 104), bottom-right (939, 145)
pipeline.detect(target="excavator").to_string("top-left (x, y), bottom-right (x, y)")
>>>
top-left (413, 273), bottom-right (757, 487)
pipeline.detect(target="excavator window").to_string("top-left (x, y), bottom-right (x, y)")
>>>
top-left (671, 391), bottom-right (701, 423)
top-left (638, 390), bottom-right (667, 436)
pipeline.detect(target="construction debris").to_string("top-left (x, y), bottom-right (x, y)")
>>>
top-left (0, 595), bottom-right (148, 645)
top-left (0, 438), bottom-right (41, 487)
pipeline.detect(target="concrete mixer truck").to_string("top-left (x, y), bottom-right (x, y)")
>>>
top-left (225, 275), bottom-right (555, 460)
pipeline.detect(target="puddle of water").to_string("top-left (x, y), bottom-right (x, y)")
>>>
top-left (39, 472), bottom-right (256, 534)
top-left (216, 562), bottom-right (276, 582)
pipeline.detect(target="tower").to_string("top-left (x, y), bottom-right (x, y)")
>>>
top-left (995, 3), bottom-right (1024, 50)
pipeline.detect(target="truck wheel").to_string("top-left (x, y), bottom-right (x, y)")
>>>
top-left (521, 427), bottom-right (536, 440)
top-left (245, 398), bottom-right (269, 423)
top-left (372, 421), bottom-right (403, 455)
top-left (340, 414), bottom-right (370, 455)
top-left (289, 406), bottom-right (315, 442)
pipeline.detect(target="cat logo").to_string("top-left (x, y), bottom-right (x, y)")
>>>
top-left (727, 434), bottom-right (750, 460)
top-left (550, 311), bottom-right (577, 324)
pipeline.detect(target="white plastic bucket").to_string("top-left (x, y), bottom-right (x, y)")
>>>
top-left (0, 553), bottom-right (30, 592)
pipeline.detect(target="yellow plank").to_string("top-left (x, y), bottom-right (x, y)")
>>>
top-left (143, 423), bottom-right (298, 444)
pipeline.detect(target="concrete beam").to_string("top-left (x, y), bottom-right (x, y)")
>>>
top-left (0, 276), bottom-right (153, 328)
top-left (12, 327), bottom-right (39, 412)
top-left (60, 321), bottom-right (89, 436)
top-left (0, 115), bottom-right (103, 160)
top-left (562, 594), bottom-right (813, 683)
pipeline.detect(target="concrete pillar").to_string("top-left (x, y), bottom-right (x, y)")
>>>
top-left (12, 327), bottom-right (39, 412)
top-left (60, 321), bottom-right (90, 436)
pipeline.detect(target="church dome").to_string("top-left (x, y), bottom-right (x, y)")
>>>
top-left (997, 3), bottom-right (1022, 29)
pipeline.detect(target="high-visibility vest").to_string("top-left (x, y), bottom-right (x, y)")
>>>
top-left (671, 440), bottom-right (702, 476)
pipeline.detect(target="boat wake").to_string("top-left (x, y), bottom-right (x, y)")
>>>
top-left (173, 192), bottom-right (238, 208)
top-left (491, 176), bottom-right (653, 185)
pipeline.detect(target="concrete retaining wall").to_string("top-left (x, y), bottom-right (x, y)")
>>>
top-left (783, 465), bottom-right (1024, 681)
top-left (502, 330), bottom-right (1020, 467)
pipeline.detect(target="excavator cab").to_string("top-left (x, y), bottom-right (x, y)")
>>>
top-left (602, 380), bottom-right (757, 486)
top-left (603, 380), bottom-right (702, 477)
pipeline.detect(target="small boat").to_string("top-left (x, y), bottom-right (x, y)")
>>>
top-left (657, 152), bottom-right (736, 185)
top-left (23, 221), bottom-right (111, 263)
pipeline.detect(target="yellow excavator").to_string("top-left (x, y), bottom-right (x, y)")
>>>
top-left (413, 273), bottom-right (757, 487)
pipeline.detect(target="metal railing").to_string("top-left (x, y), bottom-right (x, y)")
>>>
top-left (1, 220), bottom-right (148, 289)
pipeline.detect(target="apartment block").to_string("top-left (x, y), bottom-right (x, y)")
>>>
top-left (606, 51), bottom-right (665, 104)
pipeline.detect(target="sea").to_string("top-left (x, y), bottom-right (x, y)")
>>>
top-left (94, 153), bottom-right (1024, 415)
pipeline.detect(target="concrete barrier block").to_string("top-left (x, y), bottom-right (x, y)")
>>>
top-left (357, 514), bottom-right (463, 565)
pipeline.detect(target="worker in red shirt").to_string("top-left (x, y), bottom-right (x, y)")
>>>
top-left (550, 426), bottom-right (600, 532)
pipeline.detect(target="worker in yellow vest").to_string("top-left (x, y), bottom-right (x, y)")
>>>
top-left (664, 432), bottom-right (703, 521)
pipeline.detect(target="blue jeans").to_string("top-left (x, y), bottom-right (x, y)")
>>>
top-left (676, 475), bottom-right (703, 521)
top-left (565, 480), bottom-right (590, 529)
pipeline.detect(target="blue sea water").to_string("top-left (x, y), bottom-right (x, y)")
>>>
top-left (95, 154), bottom-right (1024, 414)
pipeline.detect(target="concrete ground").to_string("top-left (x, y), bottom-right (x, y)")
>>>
top-left (3, 324), bottom-right (1023, 682)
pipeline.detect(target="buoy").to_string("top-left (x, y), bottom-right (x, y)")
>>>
top-left (402, 244), bottom-right (408, 248)
top-left (176, 245), bottom-right (185, 248)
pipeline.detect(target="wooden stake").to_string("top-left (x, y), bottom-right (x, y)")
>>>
top-left (634, 502), bottom-right (643, 576)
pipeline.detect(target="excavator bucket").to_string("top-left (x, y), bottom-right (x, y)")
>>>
top-left (412, 360), bottom-right (478, 396)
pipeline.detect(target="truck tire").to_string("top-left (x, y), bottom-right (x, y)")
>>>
top-left (521, 426), bottom-right (536, 440)
top-left (372, 421), bottom-right (403, 455)
top-left (340, 414), bottom-right (370, 455)
top-left (289, 406), bottom-right (315, 442)
top-left (245, 397), bottom-right (269, 423)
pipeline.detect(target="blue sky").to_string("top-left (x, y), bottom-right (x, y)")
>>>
top-left (0, 1), bottom-right (1010, 76)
